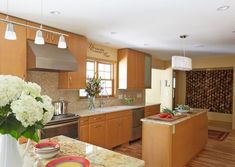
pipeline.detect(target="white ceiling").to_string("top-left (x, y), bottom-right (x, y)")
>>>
top-left (1, 0), bottom-right (235, 60)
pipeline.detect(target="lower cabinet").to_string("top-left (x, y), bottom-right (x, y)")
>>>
top-left (79, 124), bottom-right (89, 142)
top-left (89, 121), bottom-right (106, 148)
top-left (105, 118), bottom-right (122, 148)
top-left (120, 115), bottom-right (132, 144)
top-left (79, 110), bottom-right (132, 149)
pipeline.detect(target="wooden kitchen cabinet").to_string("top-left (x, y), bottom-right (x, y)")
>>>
top-left (79, 110), bottom-right (132, 149)
top-left (144, 104), bottom-right (160, 117)
top-left (105, 117), bottom-right (122, 148)
top-left (58, 33), bottom-right (88, 89)
top-left (120, 114), bottom-right (132, 143)
top-left (89, 121), bottom-right (106, 147)
top-left (0, 14), bottom-right (27, 79)
top-left (79, 117), bottom-right (89, 142)
top-left (118, 48), bottom-right (152, 89)
top-left (105, 110), bottom-right (132, 149)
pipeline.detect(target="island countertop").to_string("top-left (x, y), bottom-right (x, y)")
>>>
top-left (141, 108), bottom-right (208, 126)
top-left (22, 135), bottom-right (145, 167)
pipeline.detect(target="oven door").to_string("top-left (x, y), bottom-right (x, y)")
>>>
top-left (41, 119), bottom-right (79, 139)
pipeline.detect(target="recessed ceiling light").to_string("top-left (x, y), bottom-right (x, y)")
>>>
top-left (110, 32), bottom-right (117, 35)
top-left (217, 5), bottom-right (230, 11)
top-left (50, 11), bottom-right (61, 15)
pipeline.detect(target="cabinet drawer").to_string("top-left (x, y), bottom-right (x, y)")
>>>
top-left (80, 117), bottom-right (89, 126)
top-left (89, 114), bottom-right (106, 123)
top-left (106, 110), bottom-right (131, 120)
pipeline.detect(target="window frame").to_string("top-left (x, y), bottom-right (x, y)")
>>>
top-left (79, 59), bottom-right (114, 98)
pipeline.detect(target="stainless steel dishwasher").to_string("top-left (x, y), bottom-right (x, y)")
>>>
top-left (130, 107), bottom-right (144, 141)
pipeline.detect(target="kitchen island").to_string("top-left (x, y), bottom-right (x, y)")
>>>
top-left (141, 109), bottom-right (208, 167)
top-left (22, 135), bottom-right (145, 167)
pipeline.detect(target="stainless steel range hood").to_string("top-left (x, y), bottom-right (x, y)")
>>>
top-left (27, 40), bottom-right (77, 72)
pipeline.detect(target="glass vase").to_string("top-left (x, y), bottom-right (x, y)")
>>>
top-left (88, 96), bottom-right (96, 111)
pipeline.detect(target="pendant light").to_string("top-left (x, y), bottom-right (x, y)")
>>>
top-left (35, 25), bottom-right (44, 44)
top-left (35, 0), bottom-right (45, 45)
top-left (172, 35), bottom-right (192, 71)
top-left (4, 0), bottom-right (16, 40)
top-left (58, 35), bottom-right (67, 48)
top-left (5, 22), bottom-right (16, 40)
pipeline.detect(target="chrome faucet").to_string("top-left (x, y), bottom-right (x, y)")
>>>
top-left (99, 89), bottom-right (109, 108)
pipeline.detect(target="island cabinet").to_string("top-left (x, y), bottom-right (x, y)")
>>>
top-left (58, 33), bottom-right (88, 89)
top-left (144, 104), bottom-right (160, 117)
top-left (0, 14), bottom-right (27, 79)
top-left (118, 48), bottom-right (152, 89)
top-left (79, 110), bottom-right (132, 149)
top-left (142, 109), bottom-right (208, 167)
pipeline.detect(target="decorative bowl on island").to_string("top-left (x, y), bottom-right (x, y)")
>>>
top-left (34, 142), bottom-right (60, 159)
top-left (175, 104), bottom-right (190, 113)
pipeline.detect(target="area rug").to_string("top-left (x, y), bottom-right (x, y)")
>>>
top-left (208, 129), bottom-right (229, 141)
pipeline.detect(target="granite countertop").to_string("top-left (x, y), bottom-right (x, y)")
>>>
top-left (72, 103), bottom-right (160, 117)
top-left (141, 109), bottom-right (208, 126)
top-left (22, 135), bottom-right (145, 167)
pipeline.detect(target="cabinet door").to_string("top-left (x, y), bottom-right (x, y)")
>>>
top-left (127, 51), bottom-right (137, 88)
top-left (145, 55), bottom-right (152, 88)
top-left (120, 115), bottom-right (132, 143)
top-left (0, 15), bottom-right (27, 79)
top-left (59, 34), bottom-right (87, 89)
top-left (79, 125), bottom-right (89, 142)
top-left (136, 53), bottom-right (145, 88)
top-left (105, 118), bottom-right (121, 149)
top-left (89, 121), bottom-right (106, 147)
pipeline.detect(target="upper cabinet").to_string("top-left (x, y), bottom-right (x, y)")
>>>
top-left (58, 33), bottom-right (88, 89)
top-left (118, 49), bottom-right (152, 89)
top-left (0, 14), bottom-right (27, 80)
top-left (145, 55), bottom-right (152, 88)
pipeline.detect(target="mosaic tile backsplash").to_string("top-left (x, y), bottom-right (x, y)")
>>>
top-left (27, 71), bottom-right (145, 112)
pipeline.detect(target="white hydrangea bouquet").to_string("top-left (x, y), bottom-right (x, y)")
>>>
top-left (0, 75), bottom-right (54, 142)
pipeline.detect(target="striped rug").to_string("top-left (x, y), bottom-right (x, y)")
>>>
top-left (208, 129), bottom-right (229, 141)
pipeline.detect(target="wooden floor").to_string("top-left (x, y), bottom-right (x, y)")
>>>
top-left (114, 121), bottom-right (235, 167)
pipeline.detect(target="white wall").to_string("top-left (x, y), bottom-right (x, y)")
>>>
top-left (146, 67), bottom-right (173, 111)
top-left (146, 69), bottom-right (162, 104)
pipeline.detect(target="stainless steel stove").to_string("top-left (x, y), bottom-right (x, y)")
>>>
top-left (41, 113), bottom-right (80, 139)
